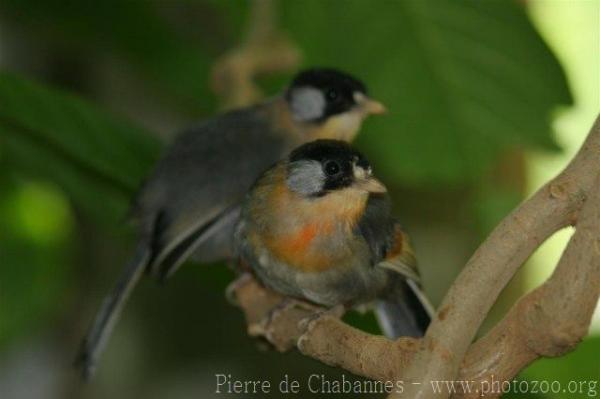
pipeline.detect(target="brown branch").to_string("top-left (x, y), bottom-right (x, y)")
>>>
top-left (456, 171), bottom-right (600, 398)
top-left (232, 275), bottom-right (419, 382)
top-left (399, 115), bottom-right (600, 398)
top-left (211, 0), bottom-right (301, 109)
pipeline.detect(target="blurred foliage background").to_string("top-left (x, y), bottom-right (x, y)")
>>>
top-left (0, 1), bottom-right (598, 398)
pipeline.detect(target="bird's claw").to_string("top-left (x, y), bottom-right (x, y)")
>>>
top-left (263, 297), bottom-right (321, 328)
top-left (298, 304), bottom-right (346, 332)
top-left (225, 273), bottom-right (254, 305)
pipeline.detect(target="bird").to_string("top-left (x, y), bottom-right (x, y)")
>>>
top-left (76, 68), bottom-right (386, 379)
top-left (234, 139), bottom-right (434, 339)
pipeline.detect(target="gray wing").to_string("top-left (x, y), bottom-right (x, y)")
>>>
top-left (355, 194), bottom-right (420, 281)
top-left (133, 104), bottom-right (288, 279)
top-left (355, 193), bottom-right (396, 265)
top-left (355, 195), bottom-right (433, 338)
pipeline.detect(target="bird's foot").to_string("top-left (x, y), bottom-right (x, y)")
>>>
top-left (263, 297), bottom-right (323, 328)
top-left (257, 298), bottom-right (324, 352)
top-left (298, 304), bottom-right (346, 332)
top-left (225, 272), bottom-right (254, 306)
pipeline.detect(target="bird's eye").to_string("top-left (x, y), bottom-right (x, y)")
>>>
top-left (324, 160), bottom-right (340, 176)
top-left (326, 88), bottom-right (338, 101)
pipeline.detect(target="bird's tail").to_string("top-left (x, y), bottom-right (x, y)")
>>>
top-left (75, 240), bottom-right (151, 380)
top-left (375, 278), bottom-right (434, 339)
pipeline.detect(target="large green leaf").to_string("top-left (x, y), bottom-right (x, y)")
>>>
top-left (282, 0), bottom-right (572, 185)
top-left (0, 73), bottom-right (160, 222)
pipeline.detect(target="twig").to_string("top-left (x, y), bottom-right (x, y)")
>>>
top-left (211, 0), bottom-right (301, 109)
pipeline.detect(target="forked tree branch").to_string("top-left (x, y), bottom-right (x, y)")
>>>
top-left (400, 115), bottom-right (600, 398)
top-left (456, 172), bottom-right (600, 397)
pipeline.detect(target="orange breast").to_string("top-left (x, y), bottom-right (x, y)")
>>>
top-left (266, 220), bottom-right (340, 272)
top-left (256, 167), bottom-right (368, 273)
top-left (285, 223), bottom-right (320, 253)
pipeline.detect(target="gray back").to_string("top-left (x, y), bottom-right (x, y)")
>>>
top-left (133, 103), bottom-right (288, 252)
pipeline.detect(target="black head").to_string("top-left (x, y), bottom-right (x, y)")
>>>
top-left (285, 68), bottom-right (368, 122)
top-left (286, 139), bottom-right (385, 197)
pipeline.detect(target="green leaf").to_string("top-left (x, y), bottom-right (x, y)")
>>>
top-left (0, 0), bottom-right (239, 113)
top-left (282, 0), bottom-right (572, 185)
top-left (0, 73), bottom-right (160, 222)
top-left (474, 187), bottom-right (522, 236)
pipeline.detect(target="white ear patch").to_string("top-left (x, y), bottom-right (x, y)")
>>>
top-left (286, 160), bottom-right (325, 195)
top-left (289, 87), bottom-right (326, 121)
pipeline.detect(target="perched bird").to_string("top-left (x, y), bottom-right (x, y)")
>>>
top-left (235, 139), bottom-right (433, 338)
top-left (77, 68), bottom-right (386, 379)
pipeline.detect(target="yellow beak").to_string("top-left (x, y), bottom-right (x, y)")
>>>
top-left (354, 92), bottom-right (387, 115)
top-left (362, 98), bottom-right (387, 115)
top-left (355, 176), bottom-right (387, 193)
